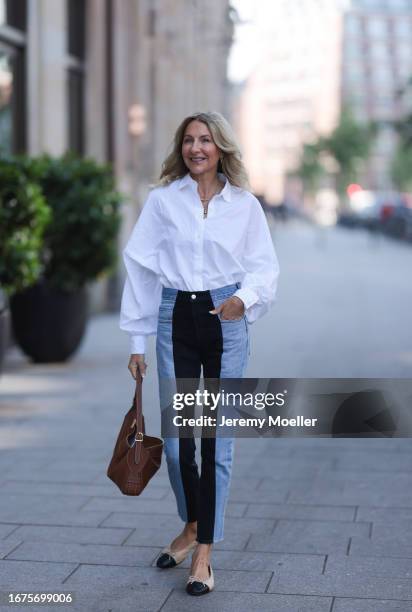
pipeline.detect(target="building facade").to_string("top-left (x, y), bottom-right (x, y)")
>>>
top-left (235, 0), bottom-right (343, 204)
top-left (234, 0), bottom-right (412, 204)
top-left (0, 0), bottom-right (234, 310)
top-left (342, 0), bottom-right (412, 190)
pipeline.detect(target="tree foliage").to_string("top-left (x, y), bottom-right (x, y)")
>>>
top-left (296, 107), bottom-right (376, 196)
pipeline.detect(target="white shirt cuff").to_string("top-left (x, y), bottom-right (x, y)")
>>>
top-left (233, 287), bottom-right (259, 310)
top-left (130, 335), bottom-right (146, 354)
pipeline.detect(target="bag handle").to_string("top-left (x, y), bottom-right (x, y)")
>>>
top-left (133, 373), bottom-right (144, 463)
top-left (134, 373), bottom-right (144, 440)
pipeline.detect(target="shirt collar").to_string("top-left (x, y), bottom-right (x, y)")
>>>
top-left (177, 172), bottom-right (232, 202)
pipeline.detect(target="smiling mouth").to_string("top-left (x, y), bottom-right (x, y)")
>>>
top-left (190, 157), bottom-right (206, 162)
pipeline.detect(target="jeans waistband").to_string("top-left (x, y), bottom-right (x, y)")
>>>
top-left (161, 282), bottom-right (240, 301)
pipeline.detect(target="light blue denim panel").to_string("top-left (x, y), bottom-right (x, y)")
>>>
top-left (212, 436), bottom-right (235, 542)
top-left (156, 288), bottom-right (177, 385)
top-left (209, 283), bottom-right (249, 541)
top-left (210, 283), bottom-right (249, 378)
top-left (156, 288), bottom-right (189, 523)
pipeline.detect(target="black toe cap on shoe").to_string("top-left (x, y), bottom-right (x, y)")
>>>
top-left (186, 581), bottom-right (210, 596)
top-left (156, 553), bottom-right (177, 569)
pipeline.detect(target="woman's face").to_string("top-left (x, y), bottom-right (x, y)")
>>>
top-left (181, 120), bottom-right (221, 177)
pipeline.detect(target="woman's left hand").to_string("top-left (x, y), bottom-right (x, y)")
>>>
top-left (209, 295), bottom-right (245, 320)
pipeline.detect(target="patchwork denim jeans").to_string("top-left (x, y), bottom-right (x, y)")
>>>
top-left (156, 283), bottom-right (249, 543)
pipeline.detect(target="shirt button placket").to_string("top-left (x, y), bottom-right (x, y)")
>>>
top-left (193, 217), bottom-right (204, 289)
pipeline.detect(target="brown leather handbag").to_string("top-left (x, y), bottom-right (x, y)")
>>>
top-left (107, 374), bottom-right (163, 495)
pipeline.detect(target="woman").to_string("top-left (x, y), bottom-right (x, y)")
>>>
top-left (119, 111), bottom-right (279, 596)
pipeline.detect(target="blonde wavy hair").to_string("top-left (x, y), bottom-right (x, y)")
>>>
top-left (154, 111), bottom-right (250, 190)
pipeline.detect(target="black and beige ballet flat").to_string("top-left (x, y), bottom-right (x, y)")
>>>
top-left (186, 564), bottom-right (214, 596)
top-left (156, 539), bottom-right (197, 569)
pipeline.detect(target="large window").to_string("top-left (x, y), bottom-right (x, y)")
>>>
top-left (367, 17), bottom-right (388, 39)
top-left (0, 0), bottom-right (26, 153)
top-left (0, 0), bottom-right (27, 30)
top-left (67, 0), bottom-right (86, 154)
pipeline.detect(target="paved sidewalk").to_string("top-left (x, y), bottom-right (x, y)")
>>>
top-left (1, 312), bottom-right (412, 612)
top-left (1, 222), bottom-right (412, 611)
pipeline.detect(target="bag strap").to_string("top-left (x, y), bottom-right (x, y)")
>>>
top-left (133, 373), bottom-right (144, 464)
top-left (134, 373), bottom-right (144, 443)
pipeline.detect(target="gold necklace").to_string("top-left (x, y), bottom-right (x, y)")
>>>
top-left (199, 182), bottom-right (221, 219)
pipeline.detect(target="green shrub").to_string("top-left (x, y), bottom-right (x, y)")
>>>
top-left (0, 157), bottom-right (51, 295)
top-left (16, 154), bottom-right (123, 292)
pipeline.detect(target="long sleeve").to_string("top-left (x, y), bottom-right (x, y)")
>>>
top-left (233, 196), bottom-right (280, 323)
top-left (119, 190), bottom-right (163, 354)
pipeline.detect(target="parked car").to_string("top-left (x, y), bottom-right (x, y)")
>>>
top-left (380, 193), bottom-right (412, 241)
top-left (339, 190), bottom-right (412, 240)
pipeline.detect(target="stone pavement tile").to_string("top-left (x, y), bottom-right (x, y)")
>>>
top-left (161, 591), bottom-right (332, 612)
top-left (3, 466), bottom-right (102, 483)
top-left (357, 506), bottom-right (412, 523)
top-left (0, 510), bottom-right (110, 527)
top-left (333, 598), bottom-right (412, 612)
top-left (245, 503), bottom-right (356, 521)
top-left (350, 536), bottom-right (412, 558)
top-left (0, 559), bottom-right (77, 588)
top-left (69, 586), bottom-right (171, 612)
top-left (100, 512), bottom-right (182, 531)
top-left (82, 496), bottom-right (247, 518)
top-left (0, 492), bottom-right (89, 523)
top-left (371, 524), bottom-right (412, 540)
top-left (334, 452), bottom-right (412, 472)
top-left (6, 541), bottom-right (160, 567)
top-left (273, 518), bottom-right (370, 538)
top-left (226, 485), bottom-right (290, 503)
top-left (300, 472), bottom-right (412, 487)
top-left (256, 469), bottom-right (335, 482)
top-left (0, 448), bottom-right (58, 463)
top-left (0, 524), bottom-right (19, 539)
top-left (325, 554), bottom-right (412, 578)
top-left (297, 440), bottom-right (412, 452)
top-left (104, 512), bottom-right (274, 535)
top-left (287, 485), bottom-right (412, 507)
top-left (247, 532), bottom-right (349, 555)
top-left (5, 525), bottom-right (132, 545)
top-left (0, 493), bottom-right (89, 513)
top-left (230, 475), bottom-right (267, 489)
top-left (123, 526), bottom-right (251, 551)
top-left (170, 549), bottom-right (325, 574)
top-left (65, 564), bottom-right (272, 593)
top-left (267, 572), bottom-right (412, 599)
top-left (0, 479), bottom-right (168, 500)
top-left (0, 539), bottom-right (22, 559)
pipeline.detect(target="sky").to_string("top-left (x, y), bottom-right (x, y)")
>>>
top-left (227, 0), bottom-right (352, 83)
top-left (227, 0), bottom-right (258, 83)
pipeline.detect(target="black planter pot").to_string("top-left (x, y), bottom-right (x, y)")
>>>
top-left (10, 280), bottom-right (89, 363)
top-left (0, 289), bottom-right (10, 374)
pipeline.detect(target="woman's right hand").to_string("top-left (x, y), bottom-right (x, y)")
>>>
top-left (128, 354), bottom-right (147, 380)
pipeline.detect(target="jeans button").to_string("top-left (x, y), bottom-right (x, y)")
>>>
top-left (191, 294), bottom-right (196, 300)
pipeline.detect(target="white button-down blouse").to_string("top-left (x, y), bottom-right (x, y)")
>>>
top-left (119, 172), bottom-right (280, 354)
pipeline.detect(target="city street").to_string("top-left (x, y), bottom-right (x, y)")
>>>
top-left (1, 220), bottom-right (412, 611)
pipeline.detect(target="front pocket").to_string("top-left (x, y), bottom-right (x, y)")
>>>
top-left (218, 314), bottom-right (245, 323)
